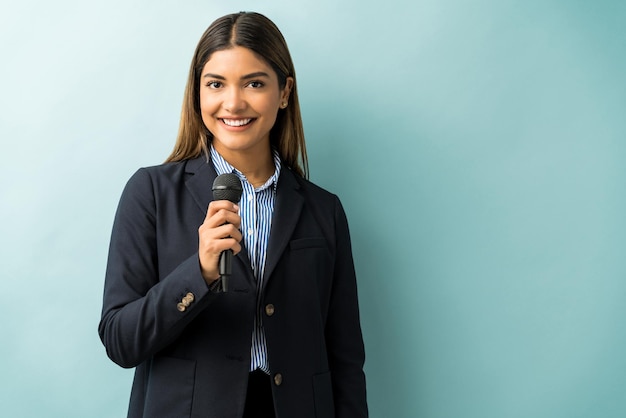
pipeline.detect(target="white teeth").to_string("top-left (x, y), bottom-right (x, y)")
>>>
top-left (222, 118), bottom-right (252, 127)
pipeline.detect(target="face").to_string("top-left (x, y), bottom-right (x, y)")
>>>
top-left (199, 46), bottom-right (293, 160)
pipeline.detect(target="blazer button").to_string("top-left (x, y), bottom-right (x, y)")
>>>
top-left (182, 293), bottom-right (194, 305)
top-left (265, 304), bottom-right (275, 316)
top-left (177, 302), bottom-right (186, 312)
top-left (273, 373), bottom-right (283, 386)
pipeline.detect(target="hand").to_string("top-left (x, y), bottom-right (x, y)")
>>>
top-left (198, 200), bottom-right (242, 284)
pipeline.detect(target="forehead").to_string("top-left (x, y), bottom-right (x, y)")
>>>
top-left (202, 46), bottom-right (275, 77)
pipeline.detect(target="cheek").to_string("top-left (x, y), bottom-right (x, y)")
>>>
top-left (199, 93), bottom-right (211, 114)
top-left (257, 96), bottom-right (281, 117)
top-left (199, 101), bottom-right (216, 131)
top-left (199, 96), bottom-right (218, 121)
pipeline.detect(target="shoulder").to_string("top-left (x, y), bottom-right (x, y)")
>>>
top-left (117, 161), bottom-right (178, 204)
top-left (124, 157), bottom-right (203, 192)
top-left (297, 176), bottom-right (336, 199)
top-left (133, 159), bottom-right (189, 182)
top-left (286, 169), bottom-right (341, 206)
top-left (284, 169), bottom-right (349, 223)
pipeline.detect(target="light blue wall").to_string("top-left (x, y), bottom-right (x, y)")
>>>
top-left (1, 1), bottom-right (624, 417)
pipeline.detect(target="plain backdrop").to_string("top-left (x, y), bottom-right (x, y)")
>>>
top-left (1, 0), bottom-right (625, 417)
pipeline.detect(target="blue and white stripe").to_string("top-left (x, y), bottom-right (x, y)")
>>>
top-left (210, 144), bottom-right (280, 374)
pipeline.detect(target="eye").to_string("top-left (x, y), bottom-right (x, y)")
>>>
top-left (205, 81), bottom-right (223, 89)
top-left (247, 80), bottom-right (264, 88)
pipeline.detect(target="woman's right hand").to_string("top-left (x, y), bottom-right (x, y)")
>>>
top-left (198, 200), bottom-right (242, 285)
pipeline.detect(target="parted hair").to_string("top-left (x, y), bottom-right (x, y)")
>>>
top-left (166, 11), bottom-right (308, 178)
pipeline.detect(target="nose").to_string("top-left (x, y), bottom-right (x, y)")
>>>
top-left (223, 86), bottom-right (247, 113)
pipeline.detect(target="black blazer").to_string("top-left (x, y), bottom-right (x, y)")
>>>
top-left (98, 154), bottom-right (368, 418)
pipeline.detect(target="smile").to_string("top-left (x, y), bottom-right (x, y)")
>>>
top-left (220, 118), bottom-right (254, 127)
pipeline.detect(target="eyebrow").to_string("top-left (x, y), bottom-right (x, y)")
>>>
top-left (202, 71), bottom-right (271, 80)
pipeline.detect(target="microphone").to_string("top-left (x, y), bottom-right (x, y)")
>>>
top-left (212, 173), bottom-right (243, 292)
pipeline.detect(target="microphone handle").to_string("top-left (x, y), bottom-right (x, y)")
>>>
top-left (218, 249), bottom-right (233, 292)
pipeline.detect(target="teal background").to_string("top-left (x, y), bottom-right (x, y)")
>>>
top-left (1, 0), bottom-right (624, 417)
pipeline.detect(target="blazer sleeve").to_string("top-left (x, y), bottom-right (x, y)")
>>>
top-left (98, 168), bottom-right (218, 368)
top-left (327, 196), bottom-right (369, 417)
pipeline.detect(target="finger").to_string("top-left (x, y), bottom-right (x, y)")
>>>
top-left (199, 235), bottom-right (242, 255)
top-left (198, 234), bottom-right (242, 281)
top-left (204, 202), bottom-right (241, 230)
top-left (206, 210), bottom-right (241, 230)
top-left (212, 223), bottom-right (243, 243)
top-left (199, 222), bottom-right (242, 244)
top-left (205, 200), bottom-right (239, 222)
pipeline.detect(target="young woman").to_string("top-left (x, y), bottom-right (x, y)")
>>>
top-left (99, 12), bottom-right (368, 418)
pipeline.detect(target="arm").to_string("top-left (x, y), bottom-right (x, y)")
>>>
top-left (98, 168), bottom-right (222, 368)
top-left (326, 196), bottom-right (369, 417)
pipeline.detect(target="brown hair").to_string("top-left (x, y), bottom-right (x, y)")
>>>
top-left (165, 12), bottom-right (308, 178)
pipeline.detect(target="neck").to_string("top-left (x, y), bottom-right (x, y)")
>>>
top-left (219, 148), bottom-right (274, 188)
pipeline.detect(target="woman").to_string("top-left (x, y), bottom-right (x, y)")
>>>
top-left (99, 11), bottom-right (367, 418)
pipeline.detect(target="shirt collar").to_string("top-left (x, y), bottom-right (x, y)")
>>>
top-left (210, 144), bottom-right (281, 192)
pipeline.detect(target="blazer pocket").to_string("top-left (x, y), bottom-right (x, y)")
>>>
top-left (290, 237), bottom-right (327, 251)
top-left (144, 356), bottom-right (196, 418)
top-left (312, 371), bottom-right (335, 418)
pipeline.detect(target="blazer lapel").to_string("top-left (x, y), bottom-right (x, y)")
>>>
top-left (184, 155), bottom-right (254, 284)
top-left (262, 168), bottom-right (304, 290)
top-left (184, 155), bottom-right (215, 215)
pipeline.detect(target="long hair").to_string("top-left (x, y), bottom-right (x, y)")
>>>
top-left (166, 12), bottom-right (308, 178)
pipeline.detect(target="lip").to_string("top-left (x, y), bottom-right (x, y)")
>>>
top-left (218, 117), bottom-right (256, 130)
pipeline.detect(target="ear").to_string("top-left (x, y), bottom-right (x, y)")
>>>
top-left (281, 77), bottom-right (294, 102)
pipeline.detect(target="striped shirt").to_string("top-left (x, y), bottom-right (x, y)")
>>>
top-left (210, 144), bottom-right (280, 374)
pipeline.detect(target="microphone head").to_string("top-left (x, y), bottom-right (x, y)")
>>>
top-left (212, 173), bottom-right (243, 203)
